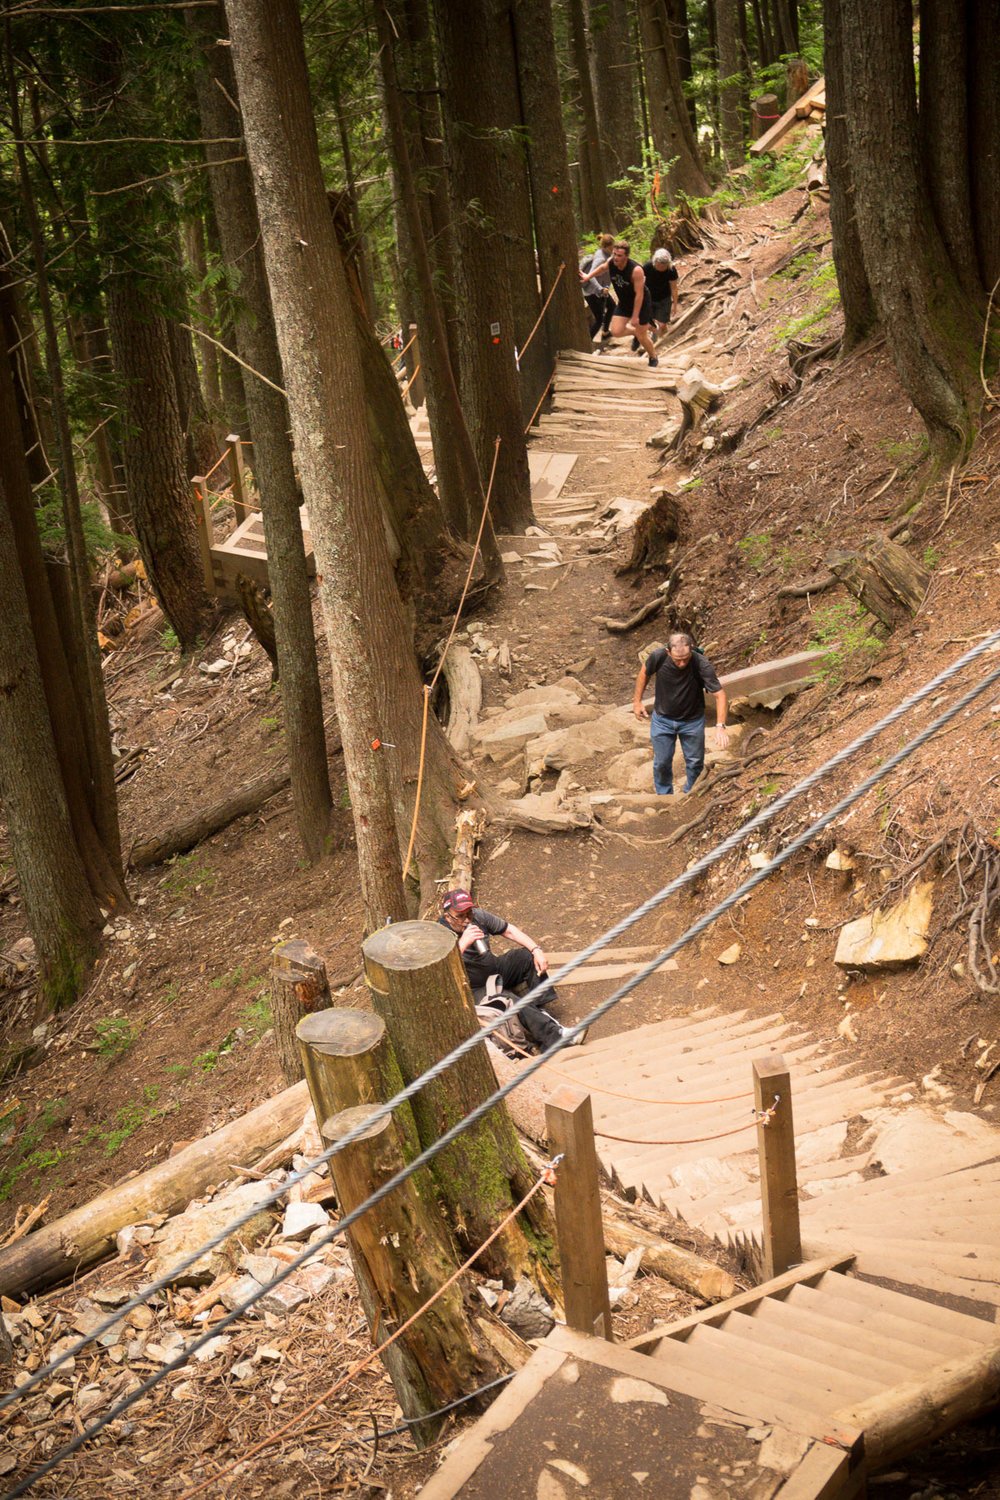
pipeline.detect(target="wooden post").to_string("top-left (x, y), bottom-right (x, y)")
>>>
top-left (296, 1006), bottom-right (418, 1157)
top-left (191, 476), bottom-right (216, 595)
top-left (269, 940), bottom-right (331, 1086)
top-left (545, 1085), bottom-right (613, 1340)
top-left (226, 432), bottom-right (250, 525)
top-left (785, 58), bottom-right (810, 108)
top-left (407, 322), bottom-right (425, 408)
top-left (751, 93), bottom-right (780, 139)
top-left (321, 1105), bottom-right (499, 1444)
top-left (362, 922), bottom-right (558, 1289)
top-left (753, 1053), bottom-right (801, 1279)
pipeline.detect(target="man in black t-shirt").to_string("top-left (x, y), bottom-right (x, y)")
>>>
top-left (438, 890), bottom-right (587, 1050)
top-left (633, 632), bottom-right (729, 795)
top-left (606, 240), bottom-right (659, 366)
top-left (642, 248), bottom-right (678, 336)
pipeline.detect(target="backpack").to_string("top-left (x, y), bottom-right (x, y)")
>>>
top-left (475, 975), bottom-right (531, 1058)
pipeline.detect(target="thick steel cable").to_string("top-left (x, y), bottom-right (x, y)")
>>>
top-left (4, 628), bottom-right (998, 1427)
top-left (6, 647), bottom-right (1000, 1496)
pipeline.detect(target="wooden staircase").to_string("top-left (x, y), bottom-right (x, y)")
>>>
top-left (420, 1256), bottom-right (1000, 1498)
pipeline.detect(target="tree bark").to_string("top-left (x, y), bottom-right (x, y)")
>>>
top-left (822, 0), bottom-right (876, 349)
top-left (567, 0), bottom-right (613, 230)
top-left (512, 0), bottom-right (593, 354)
top-left (185, 213), bottom-right (221, 411)
top-left (225, 0), bottom-right (460, 920)
top-left (362, 921), bottom-right (558, 1289)
top-left (966, 0), bottom-right (1000, 295)
top-left (0, 1081), bottom-right (311, 1298)
top-left (588, 0), bottom-right (641, 223)
top-left (638, 0), bottom-right (711, 200)
top-left (321, 1106), bottom-right (499, 1440)
top-left (918, 0), bottom-right (978, 298)
top-left (841, 0), bottom-right (983, 459)
top-left (716, 0), bottom-right (746, 166)
top-left (433, 0), bottom-right (535, 531)
top-left (188, 5), bottom-right (334, 861)
top-left (270, 941), bottom-right (331, 1087)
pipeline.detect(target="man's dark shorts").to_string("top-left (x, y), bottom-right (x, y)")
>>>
top-left (651, 297), bottom-right (672, 324)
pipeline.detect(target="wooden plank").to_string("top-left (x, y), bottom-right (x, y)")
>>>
top-left (684, 1323), bottom-right (882, 1405)
top-left (828, 1273), bottom-right (1000, 1345)
top-left (788, 1283), bottom-right (983, 1359)
top-left (546, 1087), bottom-right (613, 1340)
top-left (417, 1344), bottom-right (568, 1500)
top-left (750, 75), bottom-right (826, 156)
top-left (776, 1438), bottom-right (866, 1500)
top-left (626, 1255), bottom-right (854, 1351)
top-left (548, 1325), bottom-right (864, 1448)
top-left (750, 1296), bottom-right (935, 1374)
top-left (724, 1304), bottom-right (907, 1390)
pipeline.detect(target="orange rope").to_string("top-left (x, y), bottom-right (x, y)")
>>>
top-left (202, 446), bottom-right (230, 482)
top-left (518, 261), bottom-right (566, 362)
top-left (595, 1117), bottom-right (760, 1146)
top-left (401, 438), bottom-right (502, 881)
top-left (401, 361), bottom-right (422, 400)
top-left (176, 1166), bottom-right (551, 1499)
top-left (524, 364), bottom-right (557, 433)
top-left (398, 329), bottom-right (417, 361)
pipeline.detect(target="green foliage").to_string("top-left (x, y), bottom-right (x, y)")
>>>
top-left (162, 853), bottom-right (216, 898)
top-left (923, 544), bottom-right (940, 569)
top-left (101, 1086), bottom-right (164, 1155)
top-left (93, 1015), bottom-right (138, 1060)
top-left (0, 1098), bottom-right (68, 1202)
top-left (240, 995), bottom-right (272, 1039)
top-left (738, 532), bottom-right (772, 571)
top-left (160, 626), bottom-right (179, 653)
top-left (808, 601), bottom-right (884, 684)
top-left (259, 715), bottom-right (281, 735)
top-left (883, 434), bottom-right (929, 465)
top-left (771, 260), bottom-right (840, 346)
top-left (33, 494), bottom-right (131, 564)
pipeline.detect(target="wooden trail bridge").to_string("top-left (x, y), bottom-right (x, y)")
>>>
top-left (419, 1002), bottom-right (1000, 1497)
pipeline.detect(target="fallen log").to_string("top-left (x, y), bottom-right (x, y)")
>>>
top-left (776, 571), bottom-right (838, 600)
top-left (449, 806), bottom-right (486, 893)
top-left (129, 732), bottom-right (342, 868)
top-left (0, 1080), bottom-right (310, 1299)
top-left (438, 643), bottom-right (481, 753)
top-left (602, 1216), bottom-right (737, 1303)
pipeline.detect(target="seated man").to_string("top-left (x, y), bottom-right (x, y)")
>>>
top-left (439, 889), bottom-right (587, 1049)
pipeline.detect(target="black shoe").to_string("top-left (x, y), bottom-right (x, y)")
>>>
top-left (630, 337), bottom-right (640, 352)
top-left (600, 331), bottom-right (612, 343)
top-left (648, 356), bottom-right (659, 368)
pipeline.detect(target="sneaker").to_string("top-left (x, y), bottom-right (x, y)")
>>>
top-left (630, 336), bottom-right (640, 352)
top-left (600, 331), bottom-right (612, 343)
top-left (648, 356), bottom-right (659, 368)
top-left (560, 1023), bottom-right (589, 1047)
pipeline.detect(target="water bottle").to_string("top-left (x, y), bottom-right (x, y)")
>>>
top-left (472, 937), bottom-right (490, 956)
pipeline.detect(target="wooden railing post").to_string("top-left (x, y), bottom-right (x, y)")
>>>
top-left (269, 940), bottom-right (330, 1086)
top-left (753, 1053), bottom-right (801, 1279)
top-left (545, 1084), bottom-right (613, 1340)
top-left (407, 323), bottom-right (424, 408)
top-left (191, 476), bottom-right (216, 595)
top-left (226, 433), bottom-right (250, 524)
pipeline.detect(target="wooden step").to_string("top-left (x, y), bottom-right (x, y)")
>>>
top-left (684, 1322), bottom-right (881, 1406)
top-left (647, 1323), bottom-right (843, 1420)
top-left (788, 1282), bottom-right (984, 1361)
top-left (833, 1273), bottom-right (1000, 1346)
top-left (749, 1293), bottom-right (934, 1375)
top-left (725, 1304), bottom-right (906, 1390)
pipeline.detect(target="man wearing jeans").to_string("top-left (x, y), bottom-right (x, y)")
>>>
top-left (633, 633), bottom-right (729, 794)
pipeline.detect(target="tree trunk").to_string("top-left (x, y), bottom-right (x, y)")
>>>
top-left (270, 940), bottom-right (331, 1086)
top-left (433, 0), bottom-right (535, 531)
top-left (667, 0), bottom-right (698, 135)
top-left (0, 1081), bottom-right (311, 1298)
top-left (225, 0), bottom-right (460, 920)
top-left (567, 0), bottom-right (613, 229)
top-left (105, 282), bottom-right (211, 649)
top-left (168, 289), bottom-right (220, 478)
top-left (841, 0), bottom-right (983, 459)
top-left (512, 0), bottom-right (593, 355)
top-left (321, 1106), bottom-right (499, 1440)
top-left (588, 0), bottom-right (641, 224)
top-left (363, 922), bottom-right (558, 1289)
top-left (822, 0), bottom-right (876, 349)
top-left (966, 0), bottom-right (1000, 294)
top-left (716, 0), bottom-right (746, 166)
top-left (188, 6), bottom-right (334, 861)
top-left (638, 0), bottom-right (711, 199)
top-left (771, 0), bottom-right (798, 54)
top-left (185, 213), bottom-right (221, 411)
top-left (918, 0), bottom-right (979, 298)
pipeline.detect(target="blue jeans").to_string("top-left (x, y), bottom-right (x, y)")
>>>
top-left (650, 712), bottom-right (705, 795)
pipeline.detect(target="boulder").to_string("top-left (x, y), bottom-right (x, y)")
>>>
top-left (474, 710), bottom-right (550, 759)
top-left (607, 747), bottom-right (655, 793)
top-left (144, 1178), bottom-right (281, 1285)
top-left (525, 713), bottom-right (630, 777)
top-left (504, 684), bottom-right (580, 711)
top-left (834, 881), bottom-right (933, 972)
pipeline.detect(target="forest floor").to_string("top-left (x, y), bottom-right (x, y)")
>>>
top-left (3, 173), bottom-right (1000, 1496)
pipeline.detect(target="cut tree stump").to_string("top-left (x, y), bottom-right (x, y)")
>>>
top-left (449, 806), bottom-right (486, 894)
top-left (362, 921), bottom-right (558, 1290)
top-left (270, 940), bottom-right (331, 1086)
top-left (321, 1105), bottom-right (499, 1445)
top-left (296, 1007), bottom-right (417, 1155)
top-left (675, 369), bottom-right (724, 447)
top-left (752, 93), bottom-right (779, 138)
top-left (617, 490), bottom-right (682, 574)
top-left (826, 535), bottom-right (930, 628)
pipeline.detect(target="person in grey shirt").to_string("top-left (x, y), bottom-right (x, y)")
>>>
top-left (579, 232), bottom-right (614, 340)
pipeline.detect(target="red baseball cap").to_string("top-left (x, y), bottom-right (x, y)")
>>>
top-left (442, 889), bottom-right (474, 913)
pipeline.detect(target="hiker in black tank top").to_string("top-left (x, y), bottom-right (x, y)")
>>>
top-left (605, 240), bottom-right (659, 365)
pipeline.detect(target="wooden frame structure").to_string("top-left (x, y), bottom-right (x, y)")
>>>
top-left (191, 433), bottom-right (315, 601)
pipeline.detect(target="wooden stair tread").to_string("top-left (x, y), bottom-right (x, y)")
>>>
top-left (684, 1322), bottom-right (882, 1404)
top-left (646, 1325), bottom-right (843, 1419)
top-left (835, 1273), bottom-right (1000, 1344)
top-left (789, 1283), bottom-right (985, 1359)
top-left (725, 1304), bottom-right (906, 1389)
top-left (750, 1294), bottom-right (935, 1373)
